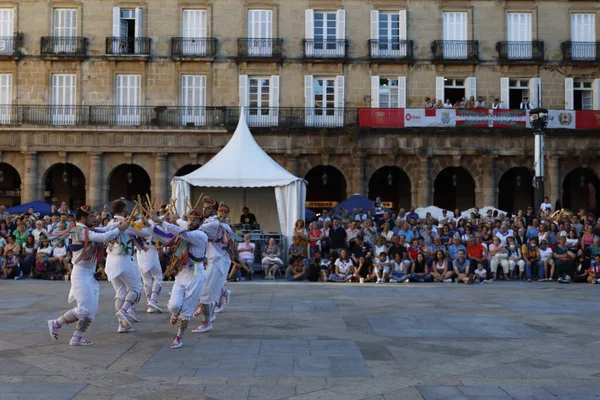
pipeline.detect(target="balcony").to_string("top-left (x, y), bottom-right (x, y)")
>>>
top-left (171, 37), bottom-right (217, 59)
top-left (0, 34), bottom-right (22, 60)
top-left (368, 40), bottom-right (413, 63)
top-left (431, 40), bottom-right (479, 64)
top-left (105, 37), bottom-right (151, 58)
top-left (41, 37), bottom-right (88, 59)
top-left (496, 41), bottom-right (544, 64)
top-left (562, 41), bottom-right (600, 64)
top-left (303, 39), bottom-right (347, 61)
top-left (236, 38), bottom-right (283, 62)
top-left (225, 107), bottom-right (357, 128)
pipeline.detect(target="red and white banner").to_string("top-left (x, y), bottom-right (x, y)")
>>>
top-left (358, 108), bottom-right (600, 130)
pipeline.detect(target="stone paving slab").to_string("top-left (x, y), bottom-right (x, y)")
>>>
top-left (2, 280), bottom-right (600, 400)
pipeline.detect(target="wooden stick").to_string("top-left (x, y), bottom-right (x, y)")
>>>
top-left (193, 192), bottom-right (204, 210)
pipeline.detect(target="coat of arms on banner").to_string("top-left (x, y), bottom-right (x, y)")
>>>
top-left (558, 112), bottom-right (572, 126)
top-left (441, 112), bottom-right (451, 125)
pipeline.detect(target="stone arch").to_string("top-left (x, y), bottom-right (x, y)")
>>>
top-left (108, 164), bottom-right (152, 201)
top-left (498, 167), bottom-right (534, 214)
top-left (43, 163), bottom-right (86, 209)
top-left (174, 164), bottom-right (201, 177)
top-left (0, 162), bottom-right (21, 206)
top-left (433, 166), bottom-right (476, 211)
top-left (368, 166), bottom-right (411, 210)
top-left (562, 167), bottom-right (600, 213)
top-left (298, 155), bottom-right (350, 196)
top-left (305, 165), bottom-right (347, 203)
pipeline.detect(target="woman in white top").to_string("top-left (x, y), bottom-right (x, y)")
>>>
top-left (329, 249), bottom-right (354, 282)
top-left (538, 224), bottom-right (549, 245)
top-left (373, 237), bottom-right (388, 258)
top-left (431, 250), bottom-right (453, 282)
top-left (566, 230), bottom-right (579, 251)
top-left (443, 99), bottom-right (453, 108)
top-left (233, 234), bottom-right (255, 281)
top-left (48, 241), bottom-right (69, 280)
top-left (380, 223), bottom-right (394, 245)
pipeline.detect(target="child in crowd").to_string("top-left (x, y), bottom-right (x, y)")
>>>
top-left (318, 252), bottom-right (332, 282)
top-left (373, 251), bottom-right (391, 284)
top-left (1, 249), bottom-right (21, 279)
top-left (588, 255), bottom-right (600, 284)
top-left (473, 262), bottom-right (491, 284)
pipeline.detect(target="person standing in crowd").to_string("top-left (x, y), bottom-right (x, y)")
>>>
top-left (329, 218), bottom-right (347, 255)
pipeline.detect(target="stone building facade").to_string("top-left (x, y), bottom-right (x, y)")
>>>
top-left (0, 0), bottom-right (598, 214)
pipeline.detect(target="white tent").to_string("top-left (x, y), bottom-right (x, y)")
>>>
top-left (171, 111), bottom-right (306, 244)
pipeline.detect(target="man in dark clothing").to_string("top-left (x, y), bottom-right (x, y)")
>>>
top-left (349, 235), bottom-right (372, 278)
top-left (239, 207), bottom-right (258, 225)
top-left (329, 218), bottom-right (347, 254)
top-left (388, 235), bottom-right (407, 260)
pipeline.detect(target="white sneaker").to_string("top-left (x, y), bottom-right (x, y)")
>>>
top-left (376, 279), bottom-right (382, 284)
top-left (443, 279), bottom-right (452, 283)
top-left (389, 279), bottom-right (397, 283)
top-left (115, 310), bottom-right (133, 328)
top-left (126, 308), bottom-right (139, 323)
top-left (192, 323), bottom-right (213, 333)
top-left (147, 301), bottom-right (163, 313)
top-left (170, 336), bottom-right (183, 349)
top-left (483, 279), bottom-right (492, 284)
top-left (404, 279), bottom-right (409, 283)
top-left (69, 336), bottom-right (93, 346)
top-left (147, 308), bottom-right (156, 314)
top-left (47, 320), bottom-right (59, 340)
top-left (209, 313), bottom-right (217, 323)
top-left (214, 305), bottom-right (223, 314)
top-left (117, 324), bottom-right (135, 333)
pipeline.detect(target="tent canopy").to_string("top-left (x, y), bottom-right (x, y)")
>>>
top-left (7, 201), bottom-right (53, 216)
top-left (334, 194), bottom-right (374, 212)
top-left (176, 113), bottom-right (302, 188)
top-left (171, 111), bottom-right (306, 244)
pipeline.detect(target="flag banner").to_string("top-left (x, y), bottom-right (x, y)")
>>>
top-left (359, 108), bottom-right (600, 130)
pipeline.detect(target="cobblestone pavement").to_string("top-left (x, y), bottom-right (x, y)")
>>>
top-left (1, 280), bottom-right (600, 400)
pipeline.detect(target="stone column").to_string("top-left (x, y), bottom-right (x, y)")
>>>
top-left (22, 152), bottom-right (38, 203)
top-left (480, 156), bottom-right (497, 208)
top-left (154, 153), bottom-right (168, 204)
top-left (286, 153), bottom-right (299, 177)
top-left (351, 154), bottom-right (365, 197)
top-left (417, 156), bottom-right (431, 206)
top-left (88, 153), bottom-right (103, 206)
top-left (548, 156), bottom-right (560, 209)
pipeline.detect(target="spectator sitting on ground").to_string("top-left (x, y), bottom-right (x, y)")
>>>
top-left (316, 251), bottom-right (333, 282)
top-left (489, 236), bottom-right (509, 280)
top-left (350, 235), bottom-right (372, 281)
top-left (523, 237), bottom-right (543, 282)
top-left (586, 255), bottom-right (600, 284)
top-left (431, 250), bottom-right (453, 283)
top-left (329, 249), bottom-right (354, 282)
top-left (473, 262), bottom-right (490, 283)
top-left (286, 257), bottom-right (307, 281)
top-left (20, 234), bottom-right (36, 277)
top-left (4, 234), bottom-right (20, 262)
top-left (506, 236), bottom-right (525, 280)
top-left (553, 236), bottom-right (575, 283)
top-left (240, 206), bottom-right (257, 225)
top-left (1, 249), bottom-right (21, 279)
top-left (372, 251), bottom-right (391, 284)
top-left (539, 240), bottom-right (555, 281)
top-left (408, 252), bottom-right (432, 282)
top-left (390, 252), bottom-right (409, 283)
top-left (236, 234), bottom-right (255, 280)
top-left (35, 236), bottom-right (54, 279)
top-left (453, 249), bottom-right (473, 284)
top-left (48, 240), bottom-right (69, 280)
top-left (261, 237), bottom-right (283, 280)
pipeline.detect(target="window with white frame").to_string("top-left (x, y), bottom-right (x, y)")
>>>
top-left (0, 73), bottom-right (12, 123)
top-left (304, 75), bottom-right (344, 126)
top-left (181, 9), bottom-right (207, 55)
top-left (508, 80), bottom-right (529, 109)
top-left (112, 7), bottom-right (143, 54)
top-left (115, 74), bottom-right (141, 125)
top-left (305, 9), bottom-right (345, 57)
top-left (51, 74), bottom-right (76, 124)
top-left (574, 81), bottom-right (593, 110)
top-left (571, 13), bottom-right (596, 60)
top-left (370, 10), bottom-right (407, 57)
top-left (247, 9), bottom-right (272, 56)
top-left (442, 12), bottom-right (467, 58)
top-left (180, 75), bottom-right (206, 126)
top-left (53, 9), bottom-right (77, 53)
top-left (239, 74), bottom-right (279, 126)
top-left (0, 9), bottom-right (14, 54)
top-left (371, 76), bottom-right (406, 108)
top-left (507, 13), bottom-right (532, 59)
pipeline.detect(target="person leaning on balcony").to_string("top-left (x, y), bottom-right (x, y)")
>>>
top-left (453, 101), bottom-right (461, 109)
top-left (465, 96), bottom-right (476, 109)
top-left (520, 97), bottom-right (532, 109)
top-left (475, 96), bottom-right (486, 109)
top-left (443, 99), bottom-right (453, 109)
top-left (435, 99), bottom-right (443, 109)
top-left (492, 99), bottom-right (501, 110)
top-left (424, 97), bottom-right (434, 108)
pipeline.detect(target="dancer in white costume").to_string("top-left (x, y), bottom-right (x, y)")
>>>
top-left (47, 206), bottom-right (129, 345)
top-left (214, 206), bottom-right (234, 314)
top-left (152, 209), bottom-right (208, 349)
top-left (104, 200), bottom-right (151, 333)
top-left (137, 219), bottom-right (165, 313)
top-left (193, 201), bottom-right (235, 333)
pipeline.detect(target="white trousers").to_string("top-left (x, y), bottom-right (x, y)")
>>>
top-left (68, 265), bottom-right (99, 320)
top-left (111, 264), bottom-right (143, 309)
top-left (509, 259), bottom-right (526, 272)
top-left (168, 263), bottom-right (205, 320)
top-left (140, 261), bottom-right (163, 300)
top-left (490, 256), bottom-right (509, 274)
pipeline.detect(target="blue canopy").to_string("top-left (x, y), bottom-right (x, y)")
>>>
top-left (7, 201), bottom-right (54, 216)
top-left (305, 208), bottom-right (316, 221)
top-left (334, 195), bottom-right (374, 212)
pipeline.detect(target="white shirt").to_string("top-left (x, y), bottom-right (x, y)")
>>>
top-left (539, 247), bottom-right (553, 262)
top-left (443, 102), bottom-right (453, 109)
top-left (53, 246), bottom-right (67, 258)
top-left (491, 102), bottom-right (501, 110)
top-left (495, 230), bottom-right (511, 246)
top-left (334, 258), bottom-right (353, 275)
top-left (475, 101), bottom-right (486, 108)
top-left (540, 202), bottom-right (552, 213)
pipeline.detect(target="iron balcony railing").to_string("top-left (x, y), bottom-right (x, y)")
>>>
top-left (303, 39), bottom-right (347, 58)
top-left (0, 106), bottom-right (359, 128)
top-left (237, 38), bottom-right (283, 58)
top-left (105, 37), bottom-right (151, 56)
top-left (368, 39), bottom-right (413, 60)
top-left (0, 34), bottom-right (22, 56)
top-left (225, 107), bottom-right (358, 128)
top-left (431, 40), bottom-right (479, 62)
top-left (496, 41), bottom-right (544, 62)
top-left (41, 36), bottom-right (88, 56)
top-left (562, 41), bottom-right (600, 62)
top-left (171, 37), bottom-right (217, 57)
